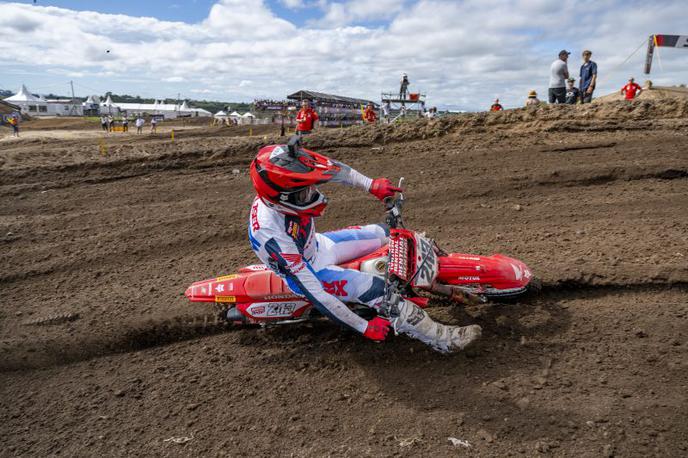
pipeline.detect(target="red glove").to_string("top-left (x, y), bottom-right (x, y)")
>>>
top-left (363, 316), bottom-right (391, 341)
top-left (369, 178), bottom-right (402, 201)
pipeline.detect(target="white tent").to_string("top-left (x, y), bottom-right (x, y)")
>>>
top-left (4, 84), bottom-right (81, 116)
top-left (5, 85), bottom-right (42, 103)
top-left (242, 112), bottom-right (255, 118)
top-left (214, 110), bottom-right (228, 118)
top-left (229, 111), bottom-right (241, 118)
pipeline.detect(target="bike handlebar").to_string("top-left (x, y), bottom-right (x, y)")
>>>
top-left (384, 177), bottom-right (405, 229)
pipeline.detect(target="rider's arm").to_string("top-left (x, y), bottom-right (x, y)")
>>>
top-left (330, 161), bottom-right (401, 201)
top-left (264, 238), bottom-right (369, 334)
top-left (330, 161), bottom-right (373, 191)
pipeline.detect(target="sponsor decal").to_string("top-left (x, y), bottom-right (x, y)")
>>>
top-left (283, 253), bottom-right (305, 274)
top-left (287, 220), bottom-right (299, 239)
top-left (457, 256), bottom-right (481, 261)
top-left (414, 235), bottom-right (438, 288)
top-left (457, 276), bottom-right (480, 281)
top-left (264, 293), bottom-right (299, 300)
top-left (217, 274), bottom-right (238, 281)
top-left (323, 279), bottom-right (348, 296)
top-left (406, 306), bottom-right (426, 326)
top-left (246, 301), bottom-right (305, 318)
top-left (251, 201), bottom-right (260, 231)
top-left (215, 296), bottom-right (236, 303)
top-left (267, 303), bottom-right (298, 316)
top-left (215, 284), bottom-right (225, 293)
top-left (268, 145), bottom-right (286, 159)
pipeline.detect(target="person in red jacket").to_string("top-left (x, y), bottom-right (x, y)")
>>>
top-left (296, 100), bottom-right (319, 135)
top-left (363, 103), bottom-right (377, 123)
top-left (621, 77), bottom-right (643, 100)
top-left (490, 99), bottom-right (503, 111)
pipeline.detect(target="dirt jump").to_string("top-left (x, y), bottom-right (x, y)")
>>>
top-left (1, 99), bottom-right (687, 456)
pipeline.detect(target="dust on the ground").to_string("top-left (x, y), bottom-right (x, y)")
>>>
top-left (1, 99), bottom-right (687, 457)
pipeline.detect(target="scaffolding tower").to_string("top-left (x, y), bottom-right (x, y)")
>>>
top-left (381, 91), bottom-right (426, 122)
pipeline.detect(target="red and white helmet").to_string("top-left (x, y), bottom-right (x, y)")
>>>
top-left (250, 139), bottom-right (340, 217)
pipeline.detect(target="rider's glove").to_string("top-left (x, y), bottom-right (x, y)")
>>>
top-left (363, 316), bottom-right (391, 341)
top-left (369, 178), bottom-right (402, 201)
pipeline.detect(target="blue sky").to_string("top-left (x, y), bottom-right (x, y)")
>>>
top-left (12, 0), bottom-right (337, 26)
top-left (1, 1), bottom-right (687, 110)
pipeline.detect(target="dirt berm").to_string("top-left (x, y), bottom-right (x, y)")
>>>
top-left (1, 99), bottom-right (687, 457)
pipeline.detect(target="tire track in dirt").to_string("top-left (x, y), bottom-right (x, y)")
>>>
top-left (1, 281), bottom-right (684, 373)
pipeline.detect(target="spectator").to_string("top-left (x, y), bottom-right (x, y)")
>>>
top-left (296, 99), bottom-right (319, 135)
top-left (621, 77), bottom-right (643, 100)
top-left (382, 101), bottom-right (391, 123)
top-left (107, 115), bottom-right (114, 132)
top-left (490, 99), bottom-right (503, 111)
top-left (8, 115), bottom-right (19, 137)
top-left (122, 116), bottom-right (129, 133)
top-left (526, 90), bottom-right (540, 106)
top-left (135, 116), bottom-right (144, 134)
top-left (100, 115), bottom-right (108, 131)
top-left (565, 78), bottom-right (581, 104)
top-left (579, 50), bottom-right (597, 103)
top-left (549, 50), bottom-right (570, 104)
top-left (150, 116), bottom-right (158, 133)
top-left (363, 103), bottom-right (377, 124)
top-left (425, 107), bottom-right (438, 119)
top-left (400, 73), bottom-right (410, 99)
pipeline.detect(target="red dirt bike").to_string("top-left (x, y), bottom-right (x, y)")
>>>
top-left (185, 181), bottom-right (540, 325)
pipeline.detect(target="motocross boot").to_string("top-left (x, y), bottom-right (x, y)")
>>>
top-left (389, 299), bottom-right (482, 353)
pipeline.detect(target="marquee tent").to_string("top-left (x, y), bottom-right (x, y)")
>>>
top-left (4, 84), bottom-right (82, 116)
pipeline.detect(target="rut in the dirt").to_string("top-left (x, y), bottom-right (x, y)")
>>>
top-left (2, 281), bottom-right (684, 373)
top-left (0, 313), bottom-right (235, 372)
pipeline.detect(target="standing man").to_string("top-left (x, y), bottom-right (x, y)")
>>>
top-left (296, 100), bottom-right (319, 135)
top-left (490, 99), bottom-right (503, 111)
top-left (621, 77), bottom-right (643, 100)
top-left (150, 116), bottom-right (158, 133)
top-left (382, 101), bottom-right (391, 123)
top-left (100, 115), bottom-right (108, 132)
top-left (579, 50), bottom-right (597, 103)
top-left (549, 50), bottom-right (570, 104)
top-left (565, 78), bottom-right (581, 104)
top-left (122, 115), bottom-right (129, 133)
top-left (400, 73), bottom-right (410, 99)
top-left (363, 103), bottom-right (377, 124)
top-left (135, 116), bottom-right (144, 134)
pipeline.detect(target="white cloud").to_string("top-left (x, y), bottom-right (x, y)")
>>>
top-left (316, 0), bottom-right (406, 27)
top-left (0, 0), bottom-right (686, 110)
top-left (280, 0), bottom-right (306, 8)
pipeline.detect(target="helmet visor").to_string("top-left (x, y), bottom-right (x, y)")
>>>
top-left (286, 185), bottom-right (319, 206)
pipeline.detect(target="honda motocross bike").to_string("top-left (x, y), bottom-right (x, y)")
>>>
top-left (185, 180), bottom-right (541, 326)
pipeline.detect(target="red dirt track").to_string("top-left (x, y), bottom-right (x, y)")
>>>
top-left (1, 101), bottom-right (687, 456)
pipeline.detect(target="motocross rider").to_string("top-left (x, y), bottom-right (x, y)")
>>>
top-left (247, 138), bottom-right (482, 353)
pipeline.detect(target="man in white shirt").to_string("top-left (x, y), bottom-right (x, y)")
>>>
top-left (549, 50), bottom-right (570, 104)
